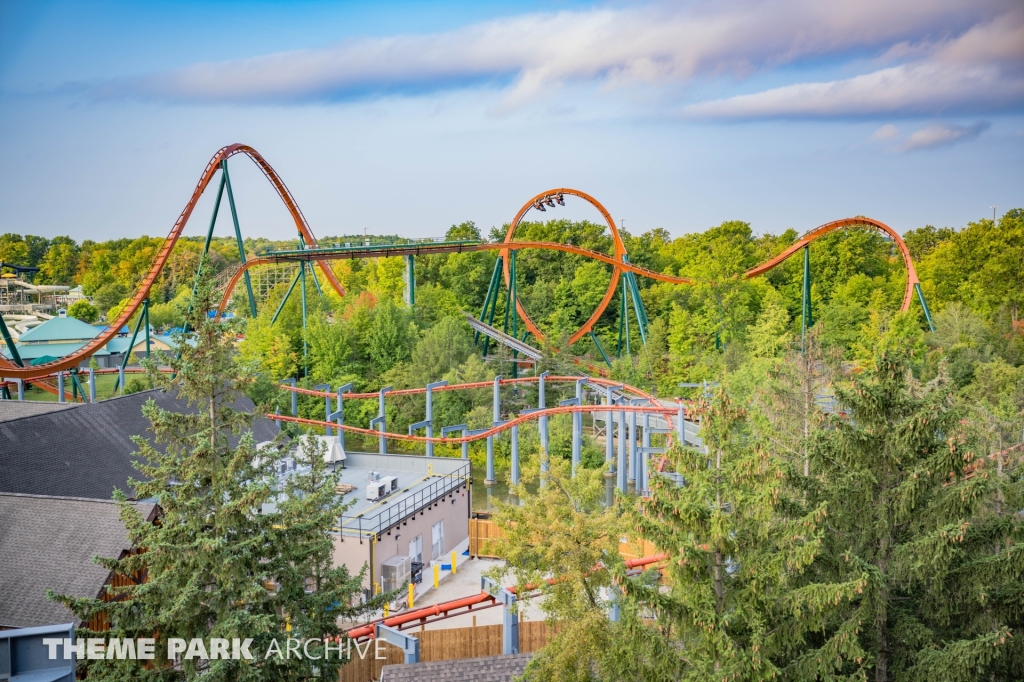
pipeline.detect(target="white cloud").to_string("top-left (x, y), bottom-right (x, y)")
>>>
top-left (897, 121), bottom-right (991, 151)
top-left (82, 0), bottom-right (1020, 120)
top-left (871, 124), bottom-right (899, 140)
top-left (682, 6), bottom-right (1024, 119)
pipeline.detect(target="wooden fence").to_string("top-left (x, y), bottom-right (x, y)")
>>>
top-left (338, 621), bottom-right (561, 682)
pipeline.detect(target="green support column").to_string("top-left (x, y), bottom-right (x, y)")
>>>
top-left (503, 251), bottom-right (515, 335)
top-left (477, 256), bottom-right (502, 347)
top-left (510, 252), bottom-right (518, 378)
top-left (626, 271), bottom-right (648, 346)
top-left (0, 314), bottom-right (23, 367)
top-left (143, 299), bottom-right (151, 359)
top-left (590, 331), bottom-right (612, 368)
top-left (271, 269), bottom-right (303, 325)
top-left (114, 302), bottom-right (149, 392)
top-left (915, 283), bottom-right (936, 333)
top-left (617, 278), bottom-right (625, 358)
top-left (221, 160), bottom-right (258, 318)
top-left (801, 245), bottom-right (812, 352)
top-left (300, 262), bottom-right (308, 377)
top-left (186, 172), bottom-right (226, 327)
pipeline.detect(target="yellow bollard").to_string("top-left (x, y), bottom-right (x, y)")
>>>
top-left (451, 550), bottom-right (457, 575)
top-left (408, 582), bottom-right (415, 608)
top-left (433, 563), bottom-right (439, 589)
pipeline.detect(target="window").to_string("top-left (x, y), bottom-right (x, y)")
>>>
top-left (409, 535), bottom-right (423, 565)
top-left (431, 520), bottom-right (445, 561)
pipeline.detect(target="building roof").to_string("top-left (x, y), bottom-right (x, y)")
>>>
top-left (16, 315), bottom-right (100, 344)
top-left (2, 341), bottom-right (110, 361)
top-left (0, 388), bottom-right (278, 500)
top-left (381, 653), bottom-right (533, 681)
top-left (0, 492), bottom-right (156, 629)
top-left (0, 400), bottom-right (76, 422)
top-left (275, 453), bottom-right (470, 538)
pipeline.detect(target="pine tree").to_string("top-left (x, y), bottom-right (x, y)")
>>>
top-left (811, 348), bottom-right (1023, 681)
top-left (51, 269), bottom-right (374, 680)
top-left (620, 392), bottom-right (868, 681)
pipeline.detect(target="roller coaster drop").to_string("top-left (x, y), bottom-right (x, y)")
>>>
top-left (0, 143), bottom-right (935, 387)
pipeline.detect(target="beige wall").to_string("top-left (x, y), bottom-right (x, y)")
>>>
top-left (334, 484), bottom-right (469, 597)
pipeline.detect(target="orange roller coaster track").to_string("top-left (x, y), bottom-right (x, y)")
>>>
top-left (1, 147), bottom-right (928, 382)
top-left (0, 144), bottom-right (343, 381)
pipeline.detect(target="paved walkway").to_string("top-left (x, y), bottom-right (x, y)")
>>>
top-left (405, 557), bottom-right (547, 631)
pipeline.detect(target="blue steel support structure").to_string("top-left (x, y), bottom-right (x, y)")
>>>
top-left (538, 371), bottom-right (549, 486)
top-left (485, 376), bottom-right (502, 485)
top-left (482, 577), bottom-right (520, 655)
top-left (313, 384), bottom-right (332, 436)
top-left (375, 624), bottom-right (419, 664)
top-left (375, 386), bottom-right (392, 454)
top-left (442, 424), bottom-right (470, 459)
top-left (327, 383), bottom-right (353, 451)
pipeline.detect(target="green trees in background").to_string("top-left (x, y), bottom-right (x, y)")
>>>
top-left (66, 299), bottom-right (99, 323)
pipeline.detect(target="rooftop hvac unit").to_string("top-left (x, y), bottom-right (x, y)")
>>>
top-left (366, 481), bottom-right (388, 501)
top-left (381, 555), bottom-right (411, 594)
top-left (379, 475), bottom-right (398, 492)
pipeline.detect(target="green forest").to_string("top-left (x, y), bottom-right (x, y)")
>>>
top-left (6, 208), bottom-right (1023, 680)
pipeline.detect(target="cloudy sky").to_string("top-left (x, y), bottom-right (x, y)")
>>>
top-left (0, 0), bottom-right (1021, 242)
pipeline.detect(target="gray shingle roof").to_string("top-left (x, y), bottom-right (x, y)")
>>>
top-left (0, 493), bottom-right (157, 629)
top-left (381, 653), bottom-right (533, 681)
top-left (0, 400), bottom-right (76, 422)
top-left (0, 388), bottom-right (278, 500)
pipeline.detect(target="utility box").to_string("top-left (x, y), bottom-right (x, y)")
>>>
top-left (381, 555), bottom-right (411, 594)
top-left (366, 481), bottom-right (388, 501)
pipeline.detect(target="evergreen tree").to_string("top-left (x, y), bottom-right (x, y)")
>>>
top-left (51, 271), bottom-right (375, 680)
top-left (811, 348), bottom-right (1023, 681)
top-left (619, 392), bottom-right (867, 681)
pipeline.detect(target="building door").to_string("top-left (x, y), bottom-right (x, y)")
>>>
top-left (409, 535), bottom-right (423, 565)
top-left (431, 520), bottom-right (445, 560)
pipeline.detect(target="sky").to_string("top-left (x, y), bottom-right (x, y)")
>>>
top-left (0, 0), bottom-right (1022, 244)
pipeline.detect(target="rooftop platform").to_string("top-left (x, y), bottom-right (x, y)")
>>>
top-left (278, 451), bottom-right (471, 539)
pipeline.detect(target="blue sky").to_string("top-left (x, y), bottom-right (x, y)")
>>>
top-left (0, 0), bottom-right (1021, 243)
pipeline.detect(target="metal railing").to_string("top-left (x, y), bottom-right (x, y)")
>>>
top-left (339, 461), bottom-right (471, 538)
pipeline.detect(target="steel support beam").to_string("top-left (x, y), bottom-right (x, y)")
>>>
top-left (425, 380), bottom-right (447, 457)
top-left (375, 624), bottom-right (419, 664)
top-left (313, 384), bottom-right (332, 436)
top-left (482, 577), bottom-right (519, 655)
top-left (617, 407), bottom-right (627, 492)
top-left (57, 371), bottom-right (64, 403)
top-left (376, 386), bottom-right (393, 454)
top-left (538, 371), bottom-right (549, 487)
top-left (87, 368), bottom-right (96, 403)
top-left (271, 269), bottom-right (302, 325)
top-left (327, 383), bottom-right (353, 451)
top-left (281, 378), bottom-right (298, 416)
top-left (485, 376), bottom-right (502, 485)
top-left (442, 424), bottom-right (470, 459)
top-left (404, 255), bottom-right (415, 307)
top-left (510, 423), bottom-right (520, 486)
top-left (0, 313), bottom-right (23, 367)
top-left (801, 245), bottom-right (812, 352)
top-left (915, 282), bottom-right (936, 333)
top-left (221, 160), bottom-right (258, 318)
top-left (590, 331), bottom-right (612, 368)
